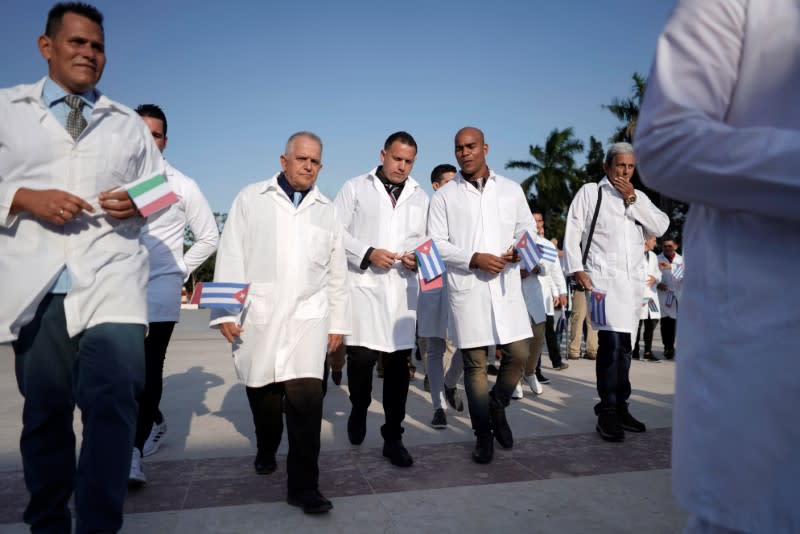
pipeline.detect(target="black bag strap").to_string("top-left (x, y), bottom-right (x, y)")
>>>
top-left (581, 185), bottom-right (603, 266)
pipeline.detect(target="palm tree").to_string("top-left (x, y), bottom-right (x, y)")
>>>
top-left (506, 128), bottom-right (584, 241)
top-left (604, 72), bottom-right (647, 143)
top-left (506, 127), bottom-right (584, 211)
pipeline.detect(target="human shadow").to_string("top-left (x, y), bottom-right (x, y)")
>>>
top-left (160, 365), bottom-right (225, 453)
top-left (211, 383), bottom-right (256, 449)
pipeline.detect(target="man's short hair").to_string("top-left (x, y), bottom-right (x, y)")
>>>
top-left (430, 163), bottom-right (456, 185)
top-left (604, 142), bottom-right (635, 166)
top-left (285, 131), bottom-right (322, 155)
top-left (135, 104), bottom-right (168, 136)
top-left (46, 2), bottom-right (104, 37)
top-left (384, 131), bottom-right (417, 152)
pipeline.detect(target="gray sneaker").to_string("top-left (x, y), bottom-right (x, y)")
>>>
top-left (431, 408), bottom-right (447, 429)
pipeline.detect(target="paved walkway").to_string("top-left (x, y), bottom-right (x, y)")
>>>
top-left (0, 310), bottom-right (685, 533)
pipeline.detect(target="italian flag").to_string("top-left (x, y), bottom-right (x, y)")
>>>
top-left (126, 174), bottom-right (178, 217)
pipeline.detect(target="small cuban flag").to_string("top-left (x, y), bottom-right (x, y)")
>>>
top-left (125, 173), bottom-right (179, 217)
top-left (647, 298), bottom-right (659, 313)
top-left (672, 262), bottom-right (685, 281)
top-left (415, 239), bottom-right (446, 282)
top-left (555, 307), bottom-right (566, 334)
top-left (590, 289), bottom-right (607, 326)
top-left (665, 290), bottom-right (675, 308)
top-left (198, 282), bottom-right (250, 312)
top-left (515, 231), bottom-right (542, 271)
top-left (536, 240), bottom-right (559, 263)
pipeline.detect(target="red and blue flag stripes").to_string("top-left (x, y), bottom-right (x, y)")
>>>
top-left (515, 231), bottom-right (542, 271)
top-left (590, 289), bottom-right (607, 326)
top-left (199, 282), bottom-right (250, 311)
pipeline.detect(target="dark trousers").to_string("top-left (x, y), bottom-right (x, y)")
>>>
top-left (12, 294), bottom-right (145, 534)
top-left (595, 330), bottom-right (632, 412)
top-left (544, 314), bottom-right (564, 367)
top-left (245, 378), bottom-right (323, 494)
top-left (660, 317), bottom-right (676, 352)
top-left (461, 339), bottom-right (528, 434)
top-left (633, 318), bottom-right (658, 357)
top-left (134, 321), bottom-right (175, 451)
top-left (346, 346), bottom-right (410, 442)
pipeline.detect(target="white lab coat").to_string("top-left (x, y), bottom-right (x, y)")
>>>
top-left (0, 78), bottom-right (164, 342)
top-left (656, 252), bottom-right (682, 320)
top-left (428, 172), bottom-right (534, 349)
top-left (521, 236), bottom-right (566, 324)
top-left (144, 162), bottom-right (218, 323)
top-left (333, 170), bottom-right (428, 352)
top-left (210, 175), bottom-right (351, 387)
top-left (636, 0), bottom-right (800, 530)
top-left (639, 250), bottom-right (662, 320)
top-left (563, 179), bottom-right (669, 335)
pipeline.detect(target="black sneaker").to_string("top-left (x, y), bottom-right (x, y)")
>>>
top-left (423, 374), bottom-right (430, 392)
top-left (347, 410), bottom-right (367, 445)
top-left (663, 348), bottom-right (675, 360)
top-left (596, 411), bottom-right (625, 442)
top-left (472, 432), bottom-right (494, 464)
top-left (287, 489), bottom-right (333, 514)
top-left (619, 405), bottom-right (646, 433)
top-left (254, 451), bottom-right (277, 475)
top-left (535, 371), bottom-right (551, 385)
top-left (383, 439), bottom-right (413, 467)
top-left (643, 352), bottom-right (661, 363)
top-left (489, 395), bottom-right (513, 449)
top-left (444, 385), bottom-right (464, 412)
top-left (430, 408), bottom-right (447, 429)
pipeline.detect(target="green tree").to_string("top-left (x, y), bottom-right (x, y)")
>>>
top-left (604, 72), bottom-right (647, 143)
top-left (579, 135), bottom-right (606, 182)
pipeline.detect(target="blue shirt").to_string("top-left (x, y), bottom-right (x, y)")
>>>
top-left (277, 172), bottom-right (309, 208)
top-left (42, 77), bottom-right (97, 293)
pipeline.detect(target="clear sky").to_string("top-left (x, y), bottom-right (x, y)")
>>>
top-left (1, 0), bottom-right (675, 213)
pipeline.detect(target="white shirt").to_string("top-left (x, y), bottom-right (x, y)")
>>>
top-left (333, 170), bottom-right (428, 352)
top-left (639, 250), bottom-right (662, 320)
top-left (563, 178), bottom-right (669, 335)
top-left (143, 162), bottom-right (218, 322)
top-left (0, 78), bottom-right (164, 342)
top-left (655, 251), bottom-right (682, 320)
top-left (210, 175), bottom-right (350, 387)
top-left (635, 0), bottom-right (800, 530)
top-left (428, 171), bottom-right (535, 348)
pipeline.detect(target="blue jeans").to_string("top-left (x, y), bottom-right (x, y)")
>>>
top-left (461, 339), bottom-right (528, 434)
top-left (12, 294), bottom-right (145, 534)
top-left (595, 330), bottom-right (632, 412)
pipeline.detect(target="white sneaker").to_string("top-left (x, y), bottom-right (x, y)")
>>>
top-left (142, 420), bottom-right (167, 457)
top-left (524, 373), bottom-right (543, 395)
top-left (129, 447), bottom-right (146, 487)
top-left (511, 382), bottom-right (524, 399)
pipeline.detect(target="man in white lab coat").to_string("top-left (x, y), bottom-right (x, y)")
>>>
top-left (655, 238), bottom-right (682, 359)
top-left (564, 143), bottom-right (668, 442)
top-left (428, 127), bottom-right (534, 464)
top-left (632, 235), bottom-right (662, 362)
top-left (0, 4), bottom-right (165, 532)
top-left (211, 132), bottom-right (350, 514)
top-left (129, 104), bottom-right (219, 486)
top-left (636, 1), bottom-right (800, 530)
top-left (333, 132), bottom-right (428, 468)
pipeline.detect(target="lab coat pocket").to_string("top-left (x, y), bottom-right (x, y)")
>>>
top-left (296, 290), bottom-right (327, 320)
top-left (307, 225), bottom-right (331, 269)
top-left (245, 282), bottom-right (274, 325)
top-left (104, 133), bottom-right (138, 186)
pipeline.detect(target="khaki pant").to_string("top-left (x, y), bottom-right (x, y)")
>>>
top-left (568, 289), bottom-right (598, 357)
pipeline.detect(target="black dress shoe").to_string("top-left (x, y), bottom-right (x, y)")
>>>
top-left (254, 452), bottom-right (277, 475)
top-left (596, 411), bottom-right (625, 442)
top-left (444, 385), bottom-right (464, 412)
top-left (382, 439), bottom-right (413, 467)
top-left (347, 410), bottom-right (367, 445)
top-left (287, 489), bottom-right (333, 514)
top-left (618, 404), bottom-right (647, 432)
top-left (472, 432), bottom-right (494, 464)
top-left (489, 396), bottom-right (513, 449)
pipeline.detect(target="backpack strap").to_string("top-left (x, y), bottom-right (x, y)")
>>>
top-left (581, 185), bottom-right (603, 267)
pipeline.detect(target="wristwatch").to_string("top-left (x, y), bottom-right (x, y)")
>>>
top-left (624, 193), bottom-right (637, 207)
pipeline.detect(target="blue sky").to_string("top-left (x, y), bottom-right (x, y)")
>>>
top-left (2, 1), bottom-right (675, 212)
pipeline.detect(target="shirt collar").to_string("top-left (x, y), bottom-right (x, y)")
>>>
top-left (260, 173), bottom-right (326, 204)
top-left (42, 76), bottom-right (97, 110)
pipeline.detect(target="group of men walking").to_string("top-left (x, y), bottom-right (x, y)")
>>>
top-left (5, 1), bottom-right (795, 533)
